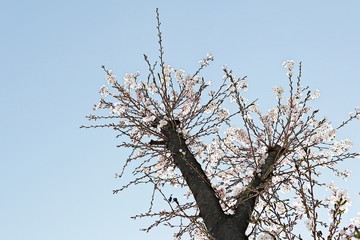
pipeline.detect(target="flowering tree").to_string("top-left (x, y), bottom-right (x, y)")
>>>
top-left (82, 10), bottom-right (360, 240)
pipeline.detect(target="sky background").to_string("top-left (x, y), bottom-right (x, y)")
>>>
top-left (1, 1), bottom-right (360, 239)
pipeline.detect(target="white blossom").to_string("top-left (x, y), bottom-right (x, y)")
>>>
top-left (238, 79), bottom-right (248, 91)
top-left (206, 52), bottom-right (214, 61)
top-left (99, 85), bottom-right (109, 97)
top-left (198, 52), bottom-right (214, 67)
top-left (163, 65), bottom-right (174, 76)
top-left (276, 201), bottom-right (286, 214)
top-left (105, 69), bottom-right (117, 85)
top-left (282, 60), bottom-right (295, 77)
top-left (111, 102), bottom-right (126, 116)
top-left (351, 106), bottom-right (360, 119)
top-left (217, 108), bottom-right (230, 121)
top-left (175, 69), bottom-right (185, 81)
top-left (123, 72), bottom-right (139, 89)
top-left (147, 83), bottom-right (158, 94)
top-left (351, 212), bottom-right (360, 225)
top-left (205, 101), bottom-right (218, 113)
top-left (309, 89), bottom-right (320, 100)
top-left (331, 139), bottom-right (352, 154)
top-left (272, 86), bottom-right (284, 99)
top-left (326, 181), bottom-right (337, 191)
top-left (143, 115), bottom-right (156, 123)
top-left (325, 188), bottom-right (351, 214)
top-left (282, 60), bottom-right (295, 70)
top-left (157, 119), bottom-right (168, 131)
top-left (304, 218), bottom-right (314, 231)
top-left (293, 199), bottom-right (305, 215)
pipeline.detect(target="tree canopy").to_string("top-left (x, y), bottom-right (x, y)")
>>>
top-left (82, 10), bottom-right (360, 240)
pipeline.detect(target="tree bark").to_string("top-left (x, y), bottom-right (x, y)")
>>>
top-left (163, 123), bottom-right (284, 240)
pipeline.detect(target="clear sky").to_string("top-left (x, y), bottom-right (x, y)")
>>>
top-left (1, 1), bottom-right (360, 239)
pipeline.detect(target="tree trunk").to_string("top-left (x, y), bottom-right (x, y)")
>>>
top-left (163, 123), bottom-right (283, 239)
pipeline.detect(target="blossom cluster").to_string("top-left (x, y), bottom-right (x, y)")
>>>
top-left (349, 106), bottom-right (360, 119)
top-left (282, 59), bottom-right (295, 77)
top-left (85, 56), bottom-right (360, 240)
top-left (198, 53), bottom-right (214, 67)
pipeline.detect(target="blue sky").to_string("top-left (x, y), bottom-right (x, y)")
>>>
top-left (1, 1), bottom-right (360, 239)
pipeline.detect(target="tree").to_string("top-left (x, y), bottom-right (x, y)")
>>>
top-left (82, 10), bottom-right (360, 240)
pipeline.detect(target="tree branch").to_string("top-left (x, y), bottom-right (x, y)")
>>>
top-left (234, 145), bottom-right (285, 233)
top-left (162, 123), bottom-right (227, 237)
